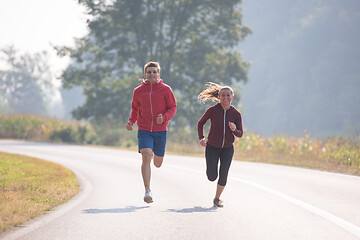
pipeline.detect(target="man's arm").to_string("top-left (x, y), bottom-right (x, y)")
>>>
top-left (162, 87), bottom-right (177, 122)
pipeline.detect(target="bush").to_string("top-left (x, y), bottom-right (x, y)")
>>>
top-left (0, 114), bottom-right (96, 144)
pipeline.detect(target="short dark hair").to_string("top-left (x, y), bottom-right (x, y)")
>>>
top-left (144, 61), bottom-right (160, 74)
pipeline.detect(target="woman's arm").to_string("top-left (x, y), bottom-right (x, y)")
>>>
top-left (197, 109), bottom-right (211, 140)
top-left (233, 113), bottom-right (243, 138)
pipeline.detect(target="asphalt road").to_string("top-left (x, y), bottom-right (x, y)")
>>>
top-left (1, 140), bottom-right (360, 240)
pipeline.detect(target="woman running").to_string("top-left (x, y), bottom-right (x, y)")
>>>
top-left (197, 82), bottom-right (243, 207)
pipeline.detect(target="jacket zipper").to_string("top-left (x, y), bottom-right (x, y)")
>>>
top-left (149, 83), bottom-right (153, 132)
top-left (222, 109), bottom-right (226, 148)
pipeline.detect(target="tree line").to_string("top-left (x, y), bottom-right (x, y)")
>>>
top-left (58, 0), bottom-right (251, 129)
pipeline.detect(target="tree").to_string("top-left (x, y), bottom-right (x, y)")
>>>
top-left (0, 46), bottom-right (56, 116)
top-left (59, 0), bottom-right (251, 127)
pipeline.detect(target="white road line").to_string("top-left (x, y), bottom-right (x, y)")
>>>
top-left (167, 164), bottom-right (360, 238)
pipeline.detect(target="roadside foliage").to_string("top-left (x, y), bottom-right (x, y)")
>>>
top-left (1, 114), bottom-right (359, 175)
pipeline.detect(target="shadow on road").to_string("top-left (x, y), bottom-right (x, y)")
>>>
top-left (82, 206), bottom-right (150, 214)
top-left (167, 206), bottom-right (217, 213)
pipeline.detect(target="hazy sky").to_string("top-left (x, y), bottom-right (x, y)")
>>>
top-left (0, 0), bottom-right (88, 74)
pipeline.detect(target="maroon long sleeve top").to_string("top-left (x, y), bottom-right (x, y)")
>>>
top-left (197, 103), bottom-right (243, 148)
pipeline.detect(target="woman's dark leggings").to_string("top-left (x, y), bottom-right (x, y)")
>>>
top-left (205, 144), bottom-right (234, 186)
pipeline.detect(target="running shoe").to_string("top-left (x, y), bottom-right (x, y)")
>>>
top-left (144, 189), bottom-right (153, 203)
top-left (213, 198), bottom-right (223, 207)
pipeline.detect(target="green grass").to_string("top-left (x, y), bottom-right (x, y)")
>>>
top-left (0, 151), bottom-right (79, 232)
top-left (232, 133), bottom-right (360, 176)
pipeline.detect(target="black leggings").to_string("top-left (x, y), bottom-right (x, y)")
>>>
top-left (205, 144), bottom-right (234, 186)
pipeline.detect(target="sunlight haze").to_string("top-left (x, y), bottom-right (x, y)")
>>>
top-left (0, 0), bottom-right (88, 73)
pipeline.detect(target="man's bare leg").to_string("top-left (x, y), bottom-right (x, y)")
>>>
top-left (154, 155), bottom-right (164, 168)
top-left (140, 148), bottom-right (153, 190)
top-left (140, 148), bottom-right (154, 203)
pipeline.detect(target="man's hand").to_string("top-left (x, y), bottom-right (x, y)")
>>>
top-left (126, 121), bottom-right (133, 131)
top-left (156, 114), bottom-right (163, 124)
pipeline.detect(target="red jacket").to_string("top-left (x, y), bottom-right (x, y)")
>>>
top-left (198, 103), bottom-right (243, 148)
top-left (128, 79), bottom-right (177, 132)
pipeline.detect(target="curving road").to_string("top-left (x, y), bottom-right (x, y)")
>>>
top-left (1, 140), bottom-right (360, 240)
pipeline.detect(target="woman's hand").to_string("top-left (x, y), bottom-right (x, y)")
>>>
top-left (156, 114), bottom-right (163, 124)
top-left (228, 122), bottom-right (236, 131)
top-left (199, 138), bottom-right (207, 147)
top-left (126, 121), bottom-right (133, 131)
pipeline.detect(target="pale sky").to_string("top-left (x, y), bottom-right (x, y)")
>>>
top-left (0, 0), bottom-right (89, 74)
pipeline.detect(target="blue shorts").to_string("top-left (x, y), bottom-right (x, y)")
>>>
top-left (138, 130), bottom-right (167, 157)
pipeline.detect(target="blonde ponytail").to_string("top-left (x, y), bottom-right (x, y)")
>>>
top-left (198, 82), bottom-right (234, 103)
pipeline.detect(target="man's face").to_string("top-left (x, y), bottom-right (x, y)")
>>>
top-left (145, 67), bottom-right (159, 83)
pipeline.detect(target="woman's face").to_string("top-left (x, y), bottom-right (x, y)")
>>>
top-left (219, 89), bottom-right (234, 107)
top-left (145, 67), bottom-right (159, 83)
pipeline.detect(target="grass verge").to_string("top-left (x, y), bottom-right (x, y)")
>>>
top-left (0, 151), bottom-right (79, 232)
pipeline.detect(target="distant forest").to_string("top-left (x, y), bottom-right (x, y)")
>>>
top-left (240, 0), bottom-right (360, 137)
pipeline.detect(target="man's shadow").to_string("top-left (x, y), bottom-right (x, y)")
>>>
top-left (82, 206), bottom-right (149, 214)
top-left (167, 206), bottom-right (217, 213)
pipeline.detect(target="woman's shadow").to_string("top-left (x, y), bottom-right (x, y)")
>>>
top-left (82, 206), bottom-right (149, 214)
top-left (167, 206), bottom-right (217, 213)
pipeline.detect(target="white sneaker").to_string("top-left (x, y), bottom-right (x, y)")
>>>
top-left (144, 189), bottom-right (153, 203)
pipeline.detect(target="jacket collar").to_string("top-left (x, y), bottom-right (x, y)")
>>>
top-left (139, 78), bottom-right (162, 85)
top-left (216, 102), bottom-right (233, 111)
